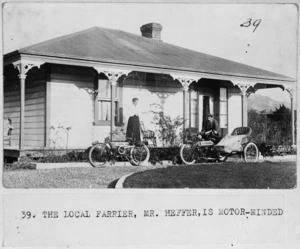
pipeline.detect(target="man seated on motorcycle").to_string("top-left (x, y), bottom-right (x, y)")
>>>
top-left (198, 114), bottom-right (221, 143)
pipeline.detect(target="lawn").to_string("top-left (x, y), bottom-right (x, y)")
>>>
top-left (123, 161), bottom-right (297, 189)
top-left (3, 161), bottom-right (297, 189)
top-left (3, 165), bottom-right (162, 188)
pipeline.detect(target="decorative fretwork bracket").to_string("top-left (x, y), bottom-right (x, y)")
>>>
top-left (231, 80), bottom-right (257, 96)
top-left (13, 60), bottom-right (45, 79)
top-left (283, 86), bottom-right (294, 98)
top-left (94, 67), bottom-right (131, 86)
top-left (80, 88), bottom-right (98, 99)
top-left (153, 92), bottom-right (175, 105)
top-left (170, 73), bottom-right (201, 91)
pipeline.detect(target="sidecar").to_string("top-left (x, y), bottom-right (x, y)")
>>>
top-left (214, 127), bottom-right (259, 162)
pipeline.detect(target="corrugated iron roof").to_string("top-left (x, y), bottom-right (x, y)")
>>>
top-left (7, 26), bottom-right (294, 82)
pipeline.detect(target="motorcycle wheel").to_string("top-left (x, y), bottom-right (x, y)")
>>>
top-left (88, 143), bottom-right (109, 167)
top-left (180, 144), bottom-right (196, 165)
top-left (243, 142), bottom-right (259, 162)
top-left (130, 144), bottom-right (150, 166)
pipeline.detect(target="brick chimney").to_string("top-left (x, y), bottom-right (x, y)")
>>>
top-left (140, 23), bottom-right (162, 40)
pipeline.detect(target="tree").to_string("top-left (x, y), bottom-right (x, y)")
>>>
top-left (248, 105), bottom-right (293, 145)
top-left (248, 109), bottom-right (270, 143)
top-left (267, 105), bottom-right (292, 145)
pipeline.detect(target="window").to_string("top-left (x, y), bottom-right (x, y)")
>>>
top-left (189, 90), bottom-right (198, 128)
top-left (94, 79), bottom-right (120, 125)
top-left (219, 87), bottom-right (228, 128)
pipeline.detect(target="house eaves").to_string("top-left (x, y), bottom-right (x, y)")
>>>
top-left (4, 26), bottom-right (295, 84)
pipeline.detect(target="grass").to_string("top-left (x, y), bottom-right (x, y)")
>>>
top-left (123, 161), bottom-right (297, 189)
top-left (2, 165), bottom-right (166, 188)
top-left (3, 161), bottom-right (297, 189)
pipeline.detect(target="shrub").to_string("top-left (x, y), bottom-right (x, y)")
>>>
top-left (257, 143), bottom-right (297, 157)
top-left (248, 105), bottom-right (295, 145)
top-left (150, 104), bottom-right (183, 147)
top-left (5, 156), bottom-right (36, 170)
top-left (38, 150), bottom-right (89, 163)
top-left (149, 147), bottom-right (182, 165)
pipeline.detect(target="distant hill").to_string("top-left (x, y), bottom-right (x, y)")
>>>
top-left (248, 94), bottom-right (290, 112)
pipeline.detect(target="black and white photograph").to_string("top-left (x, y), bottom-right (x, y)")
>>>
top-left (1, 1), bottom-right (299, 248)
top-left (2, 2), bottom-right (297, 189)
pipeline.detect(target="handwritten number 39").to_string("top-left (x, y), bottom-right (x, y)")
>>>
top-left (240, 19), bottom-right (262, 32)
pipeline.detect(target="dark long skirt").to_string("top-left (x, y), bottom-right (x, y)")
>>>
top-left (126, 115), bottom-right (141, 142)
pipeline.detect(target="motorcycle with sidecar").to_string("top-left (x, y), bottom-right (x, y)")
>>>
top-left (180, 127), bottom-right (259, 165)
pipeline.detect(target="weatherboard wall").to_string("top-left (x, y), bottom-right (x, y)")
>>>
top-left (24, 68), bottom-right (47, 148)
top-left (23, 80), bottom-right (46, 148)
top-left (4, 78), bottom-right (21, 148)
top-left (48, 65), bottom-right (95, 149)
top-left (4, 67), bottom-right (47, 149)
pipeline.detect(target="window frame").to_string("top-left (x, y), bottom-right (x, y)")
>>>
top-left (219, 87), bottom-right (228, 129)
top-left (189, 89), bottom-right (199, 130)
top-left (94, 79), bottom-right (120, 126)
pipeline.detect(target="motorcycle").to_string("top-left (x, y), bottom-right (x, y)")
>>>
top-left (180, 127), bottom-right (259, 165)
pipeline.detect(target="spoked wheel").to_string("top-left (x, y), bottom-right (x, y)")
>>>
top-left (89, 143), bottom-right (109, 167)
top-left (130, 144), bottom-right (150, 166)
top-left (243, 142), bottom-right (259, 162)
top-left (180, 144), bottom-right (196, 165)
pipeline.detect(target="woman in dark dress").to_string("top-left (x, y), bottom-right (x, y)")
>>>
top-left (126, 98), bottom-right (141, 142)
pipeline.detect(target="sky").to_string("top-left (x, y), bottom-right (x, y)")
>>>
top-left (2, 2), bottom-right (298, 103)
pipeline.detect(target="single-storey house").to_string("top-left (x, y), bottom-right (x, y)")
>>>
top-left (3, 23), bottom-right (296, 157)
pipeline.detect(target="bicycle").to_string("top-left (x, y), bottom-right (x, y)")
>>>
top-left (88, 138), bottom-right (150, 167)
